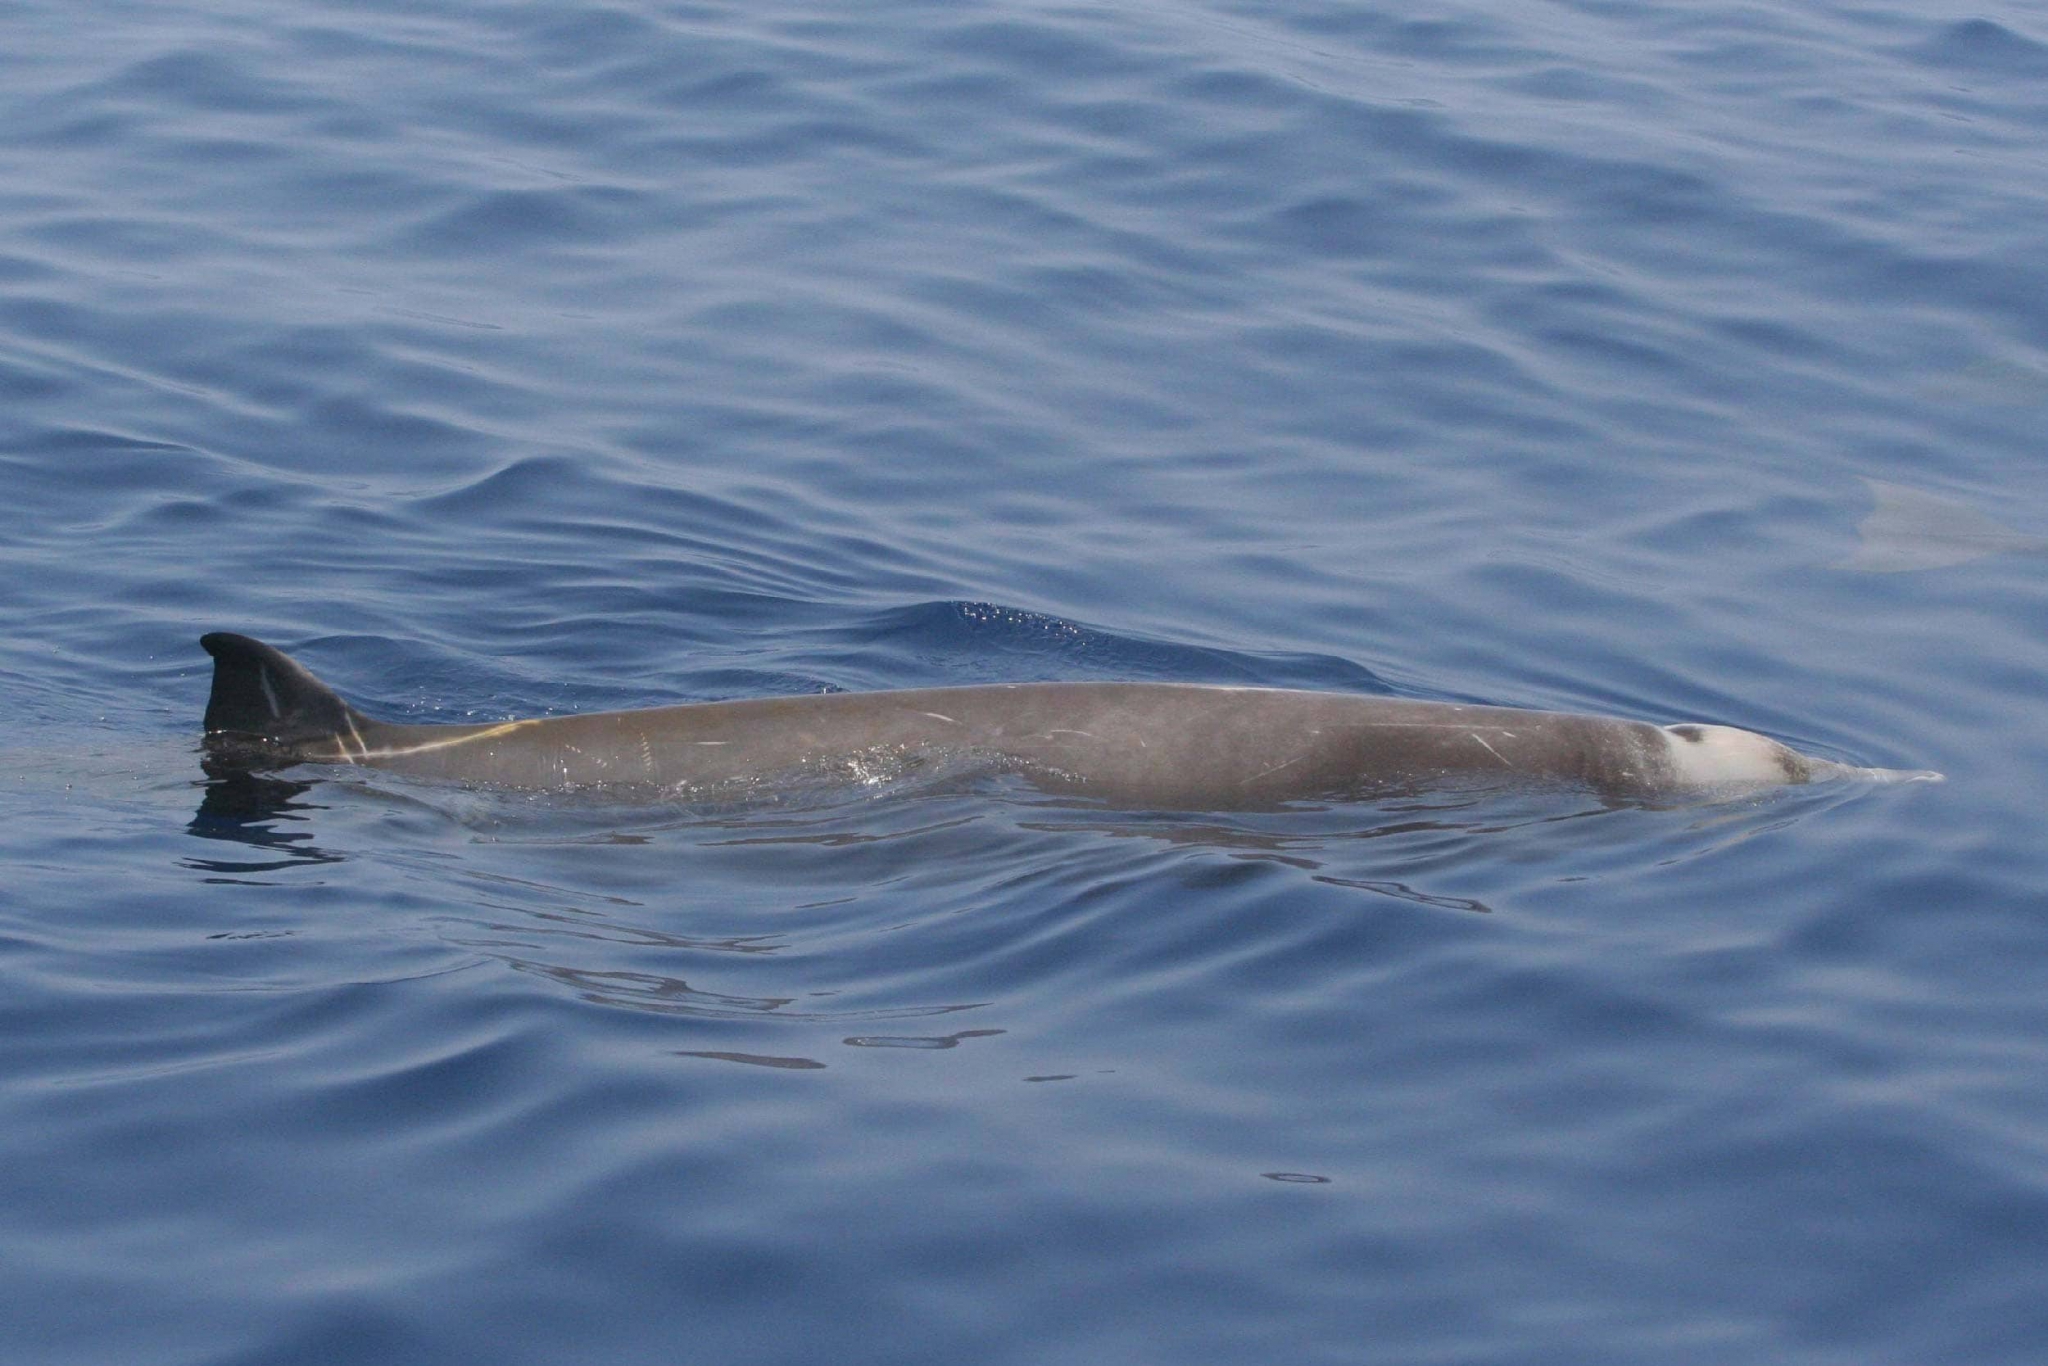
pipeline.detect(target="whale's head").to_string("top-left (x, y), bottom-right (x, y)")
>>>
top-left (1660, 722), bottom-right (1944, 791)
top-left (1661, 723), bottom-right (1814, 789)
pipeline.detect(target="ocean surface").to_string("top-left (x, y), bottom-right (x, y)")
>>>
top-left (4, 1), bottom-right (2047, 1362)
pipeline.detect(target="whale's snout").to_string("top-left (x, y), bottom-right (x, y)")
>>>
top-left (1661, 723), bottom-right (1942, 792)
top-left (1789, 755), bottom-right (1945, 786)
top-left (1843, 765), bottom-right (1944, 785)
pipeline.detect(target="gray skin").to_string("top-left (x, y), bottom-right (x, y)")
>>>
top-left (198, 633), bottom-right (1939, 809)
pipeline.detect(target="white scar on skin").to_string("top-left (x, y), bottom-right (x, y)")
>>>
top-left (341, 713), bottom-right (368, 762)
top-left (1362, 720), bottom-right (1518, 732)
top-left (1244, 754), bottom-right (1305, 784)
top-left (1467, 733), bottom-right (1512, 768)
top-left (357, 719), bottom-right (539, 759)
top-left (920, 712), bottom-right (958, 724)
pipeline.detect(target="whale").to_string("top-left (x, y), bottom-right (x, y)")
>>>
top-left (197, 633), bottom-right (1941, 808)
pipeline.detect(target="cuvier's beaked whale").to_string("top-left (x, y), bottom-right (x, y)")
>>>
top-left (197, 633), bottom-right (1941, 808)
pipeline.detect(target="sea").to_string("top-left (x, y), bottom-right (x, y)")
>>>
top-left (4, 2), bottom-right (2046, 1363)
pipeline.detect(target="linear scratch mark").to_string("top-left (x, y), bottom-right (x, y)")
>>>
top-left (1244, 754), bottom-right (1305, 786)
top-left (1468, 733), bottom-right (1513, 768)
top-left (920, 712), bottom-right (959, 724)
top-left (356, 718), bottom-right (540, 760)
top-left (340, 713), bottom-right (367, 764)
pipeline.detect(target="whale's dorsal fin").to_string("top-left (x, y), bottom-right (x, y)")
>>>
top-left (200, 633), bottom-right (367, 756)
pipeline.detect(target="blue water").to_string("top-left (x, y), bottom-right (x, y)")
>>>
top-left (5, 1), bottom-right (2047, 1361)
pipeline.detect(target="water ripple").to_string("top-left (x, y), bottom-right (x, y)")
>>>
top-left (2, 0), bottom-right (2044, 1362)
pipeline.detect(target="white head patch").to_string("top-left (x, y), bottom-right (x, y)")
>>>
top-left (1660, 723), bottom-right (1803, 790)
